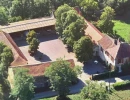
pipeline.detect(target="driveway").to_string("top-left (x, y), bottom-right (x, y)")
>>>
top-left (14, 34), bottom-right (82, 65)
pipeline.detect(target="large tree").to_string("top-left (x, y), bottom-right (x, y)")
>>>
top-left (0, 42), bottom-right (13, 100)
top-left (26, 30), bottom-right (37, 44)
top-left (73, 36), bottom-right (93, 63)
top-left (80, 0), bottom-right (99, 20)
top-left (63, 19), bottom-right (86, 47)
top-left (0, 6), bottom-right (8, 25)
top-left (80, 81), bottom-right (109, 100)
top-left (44, 58), bottom-right (81, 99)
top-left (55, 4), bottom-right (72, 37)
top-left (97, 6), bottom-right (115, 34)
top-left (29, 38), bottom-right (40, 53)
top-left (10, 68), bottom-right (35, 100)
top-left (0, 84), bottom-right (4, 100)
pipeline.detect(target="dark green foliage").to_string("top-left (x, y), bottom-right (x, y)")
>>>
top-left (80, 0), bottom-right (99, 20)
top-left (55, 4), bottom-right (86, 48)
top-left (26, 30), bottom-right (40, 53)
top-left (0, 6), bottom-right (8, 25)
top-left (97, 6), bottom-right (115, 34)
top-left (29, 38), bottom-right (40, 52)
top-left (0, 84), bottom-right (4, 100)
top-left (8, 16), bottom-right (22, 23)
top-left (44, 58), bottom-right (80, 98)
top-left (55, 4), bottom-right (72, 36)
top-left (113, 80), bottom-right (130, 90)
top-left (73, 36), bottom-right (93, 63)
top-left (80, 81), bottom-right (109, 100)
top-left (0, 47), bottom-right (14, 66)
top-left (0, 42), bottom-right (13, 100)
top-left (26, 30), bottom-right (37, 44)
top-left (92, 71), bottom-right (117, 80)
top-left (10, 68), bottom-right (35, 100)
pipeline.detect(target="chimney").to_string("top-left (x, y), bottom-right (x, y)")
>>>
top-left (114, 38), bottom-right (120, 45)
top-left (114, 39), bottom-right (117, 45)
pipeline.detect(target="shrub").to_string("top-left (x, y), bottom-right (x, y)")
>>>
top-left (113, 80), bottom-right (130, 90)
top-left (92, 71), bottom-right (117, 80)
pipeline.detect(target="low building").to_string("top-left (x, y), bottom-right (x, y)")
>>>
top-left (8, 59), bottom-right (75, 89)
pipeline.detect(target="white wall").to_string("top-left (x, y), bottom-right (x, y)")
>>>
top-left (98, 45), bottom-right (116, 66)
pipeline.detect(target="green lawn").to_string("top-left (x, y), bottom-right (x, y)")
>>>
top-left (113, 20), bottom-right (130, 42)
top-left (39, 90), bottom-right (130, 100)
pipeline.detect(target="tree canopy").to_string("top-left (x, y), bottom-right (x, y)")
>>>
top-left (73, 36), bottom-right (93, 62)
top-left (80, 81), bottom-right (109, 100)
top-left (97, 6), bottom-right (115, 34)
top-left (0, 42), bottom-right (13, 100)
top-left (80, 0), bottom-right (98, 20)
top-left (0, 6), bottom-right (8, 25)
top-left (10, 68), bottom-right (35, 100)
top-left (44, 58), bottom-right (81, 99)
top-left (55, 4), bottom-right (86, 47)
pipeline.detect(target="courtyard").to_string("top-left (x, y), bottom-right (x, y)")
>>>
top-left (14, 33), bottom-right (82, 65)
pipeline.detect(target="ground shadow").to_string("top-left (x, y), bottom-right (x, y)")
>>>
top-left (14, 38), bottom-right (28, 47)
top-left (115, 11), bottom-right (130, 24)
top-left (39, 34), bottom-right (59, 42)
top-left (83, 60), bottom-right (106, 75)
top-left (33, 50), bottom-right (51, 62)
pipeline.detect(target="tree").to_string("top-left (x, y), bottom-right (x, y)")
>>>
top-left (0, 47), bottom-right (13, 67)
top-left (10, 0), bottom-right (35, 19)
top-left (0, 6), bottom-right (8, 25)
top-left (55, 4), bottom-right (72, 37)
top-left (73, 36), bottom-right (93, 62)
top-left (32, 0), bottom-right (51, 18)
top-left (80, 0), bottom-right (98, 20)
top-left (44, 58), bottom-right (81, 99)
top-left (0, 84), bottom-right (4, 100)
top-left (97, 6), bottom-right (115, 34)
top-left (26, 30), bottom-right (37, 44)
top-left (10, 68), bottom-right (35, 100)
top-left (26, 30), bottom-right (40, 54)
top-left (63, 19), bottom-right (86, 47)
top-left (0, 42), bottom-right (13, 100)
top-left (29, 38), bottom-right (40, 53)
top-left (80, 81), bottom-right (109, 100)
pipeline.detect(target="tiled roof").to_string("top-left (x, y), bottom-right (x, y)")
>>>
top-left (0, 31), bottom-right (27, 66)
top-left (116, 43), bottom-right (130, 59)
top-left (12, 59), bottom-right (75, 77)
top-left (98, 35), bottom-right (116, 50)
top-left (0, 17), bottom-right (56, 34)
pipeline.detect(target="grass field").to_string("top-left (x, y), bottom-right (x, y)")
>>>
top-left (113, 20), bottom-right (130, 43)
top-left (39, 90), bottom-right (130, 100)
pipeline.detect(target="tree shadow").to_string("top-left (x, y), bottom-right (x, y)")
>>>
top-left (56, 96), bottom-right (71, 100)
top-left (109, 30), bottom-right (125, 42)
top-left (38, 34), bottom-right (59, 42)
top-left (33, 50), bottom-right (51, 62)
top-left (115, 11), bottom-right (130, 24)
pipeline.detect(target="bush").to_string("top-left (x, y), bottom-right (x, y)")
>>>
top-left (92, 71), bottom-right (118, 80)
top-left (113, 80), bottom-right (130, 90)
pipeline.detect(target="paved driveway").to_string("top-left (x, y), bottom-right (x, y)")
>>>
top-left (14, 34), bottom-right (82, 65)
top-left (83, 60), bottom-right (106, 75)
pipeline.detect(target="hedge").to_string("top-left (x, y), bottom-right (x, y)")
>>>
top-left (113, 80), bottom-right (130, 90)
top-left (92, 71), bottom-right (118, 80)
